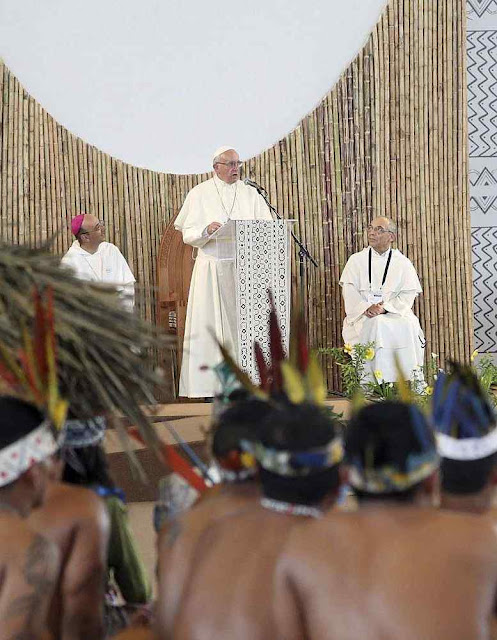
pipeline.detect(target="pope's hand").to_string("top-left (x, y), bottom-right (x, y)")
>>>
top-left (207, 222), bottom-right (222, 235)
top-left (365, 303), bottom-right (385, 318)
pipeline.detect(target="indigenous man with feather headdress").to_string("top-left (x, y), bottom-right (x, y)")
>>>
top-left (0, 244), bottom-right (170, 640)
top-left (157, 304), bottom-right (343, 640)
top-left (174, 146), bottom-right (272, 398)
top-left (274, 398), bottom-right (497, 640)
top-left (0, 396), bottom-right (61, 640)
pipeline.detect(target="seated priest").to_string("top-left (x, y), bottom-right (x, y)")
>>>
top-left (339, 217), bottom-right (425, 382)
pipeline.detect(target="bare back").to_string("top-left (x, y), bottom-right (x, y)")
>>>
top-left (0, 512), bottom-right (60, 640)
top-left (156, 482), bottom-right (259, 637)
top-left (29, 482), bottom-right (110, 640)
top-left (172, 505), bottom-right (313, 640)
top-left (276, 507), bottom-right (497, 640)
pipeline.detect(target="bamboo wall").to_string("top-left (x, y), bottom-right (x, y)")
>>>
top-left (0, 0), bottom-right (471, 390)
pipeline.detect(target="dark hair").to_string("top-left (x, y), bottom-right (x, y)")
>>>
top-left (441, 453), bottom-right (497, 495)
top-left (345, 401), bottom-right (436, 502)
top-left (62, 443), bottom-right (115, 489)
top-left (0, 396), bottom-right (45, 448)
top-left (258, 403), bottom-right (340, 506)
top-left (212, 398), bottom-right (270, 459)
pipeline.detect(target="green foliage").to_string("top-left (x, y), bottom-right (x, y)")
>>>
top-left (476, 355), bottom-right (497, 405)
top-left (322, 343), bottom-right (497, 410)
top-left (319, 342), bottom-right (375, 398)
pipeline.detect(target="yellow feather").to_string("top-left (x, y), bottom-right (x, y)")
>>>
top-left (52, 398), bottom-right (69, 432)
top-left (281, 361), bottom-right (306, 404)
top-left (45, 328), bottom-right (58, 422)
top-left (305, 353), bottom-right (327, 405)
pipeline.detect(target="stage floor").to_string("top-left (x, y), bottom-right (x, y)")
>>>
top-left (105, 398), bottom-right (350, 502)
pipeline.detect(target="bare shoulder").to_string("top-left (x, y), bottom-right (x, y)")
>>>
top-left (47, 483), bottom-right (108, 527)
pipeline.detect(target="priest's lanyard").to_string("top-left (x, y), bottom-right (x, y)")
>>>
top-left (368, 247), bottom-right (392, 291)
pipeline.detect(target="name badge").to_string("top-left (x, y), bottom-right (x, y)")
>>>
top-left (367, 292), bottom-right (383, 305)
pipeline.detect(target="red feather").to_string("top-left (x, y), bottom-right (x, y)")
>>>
top-left (128, 427), bottom-right (208, 495)
top-left (0, 359), bottom-right (21, 389)
top-left (268, 291), bottom-right (285, 392)
top-left (18, 349), bottom-right (44, 405)
top-left (254, 342), bottom-right (270, 391)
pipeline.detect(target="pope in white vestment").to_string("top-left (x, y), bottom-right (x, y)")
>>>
top-left (175, 146), bottom-right (272, 398)
top-left (62, 213), bottom-right (136, 310)
top-left (339, 217), bottom-right (425, 382)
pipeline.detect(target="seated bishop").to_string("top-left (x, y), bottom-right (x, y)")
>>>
top-left (339, 217), bottom-right (425, 383)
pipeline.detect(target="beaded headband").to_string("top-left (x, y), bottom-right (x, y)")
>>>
top-left (245, 436), bottom-right (343, 478)
top-left (348, 448), bottom-right (438, 493)
top-left (0, 420), bottom-right (58, 488)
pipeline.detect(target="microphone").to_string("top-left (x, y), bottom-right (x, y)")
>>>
top-left (243, 178), bottom-right (267, 193)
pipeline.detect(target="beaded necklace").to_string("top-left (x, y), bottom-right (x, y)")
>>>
top-left (260, 497), bottom-right (321, 519)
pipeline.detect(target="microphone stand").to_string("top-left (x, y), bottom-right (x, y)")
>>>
top-left (250, 183), bottom-right (319, 321)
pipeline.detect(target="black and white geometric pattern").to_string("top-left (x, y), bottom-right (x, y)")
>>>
top-left (472, 227), bottom-right (497, 352)
top-left (468, 0), bottom-right (497, 19)
top-left (236, 220), bottom-right (291, 383)
top-left (468, 0), bottom-right (497, 356)
top-left (467, 30), bottom-right (497, 157)
top-left (470, 160), bottom-right (497, 226)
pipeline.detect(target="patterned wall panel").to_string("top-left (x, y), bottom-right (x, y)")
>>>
top-left (468, 0), bottom-right (497, 356)
top-left (472, 227), bottom-right (497, 351)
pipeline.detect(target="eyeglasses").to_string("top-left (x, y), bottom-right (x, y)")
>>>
top-left (367, 225), bottom-right (391, 234)
top-left (216, 161), bottom-right (242, 169)
top-left (80, 222), bottom-right (105, 235)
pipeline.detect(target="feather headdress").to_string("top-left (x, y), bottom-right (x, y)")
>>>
top-left (0, 287), bottom-right (68, 431)
top-left (0, 242), bottom-right (175, 478)
top-left (432, 361), bottom-right (497, 460)
top-left (211, 292), bottom-right (343, 477)
top-left (214, 292), bottom-right (328, 407)
top-left (346, 358), bottom-right (438, 493)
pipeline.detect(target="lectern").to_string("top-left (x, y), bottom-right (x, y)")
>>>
top-left (210, 219), bottom-right (294, 382)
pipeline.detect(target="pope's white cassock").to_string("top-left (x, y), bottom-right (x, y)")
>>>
top-left (339, 247), bottom-right (425, 382)
top-left (61, 241), bottom-right (136, 310)
top-left (175, 174), bottom-right (272, 397)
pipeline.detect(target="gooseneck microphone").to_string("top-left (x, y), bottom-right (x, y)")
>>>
top-left (243, 177), bottom-right (267, 193)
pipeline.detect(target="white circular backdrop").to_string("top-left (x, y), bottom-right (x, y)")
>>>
top-left (0, 0), bottom-right (386, 173)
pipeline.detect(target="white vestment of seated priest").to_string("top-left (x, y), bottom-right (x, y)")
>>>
top-left (175, 174), bottom-right (272, 398)
top-left (339, 246), bottom-right (425, 382)
top-left (61, 241), bottom-right (136, 310)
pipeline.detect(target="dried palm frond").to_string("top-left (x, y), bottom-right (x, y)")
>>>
top-left (0, 242), bottom-right (174, 473)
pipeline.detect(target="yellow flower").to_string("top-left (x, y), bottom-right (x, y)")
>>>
top-left (374, 370), bottom-right (383, 381)
top-left (240, 452), bottom-right (256, 469)
top-left (344, 343), bottom-right (354, 355)
top-left (365, 347), bottom-right (375, 361)
top-left (471, 349), bottom-right (478, 362)
top-left (425, 386), bottom-right (433, 396)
